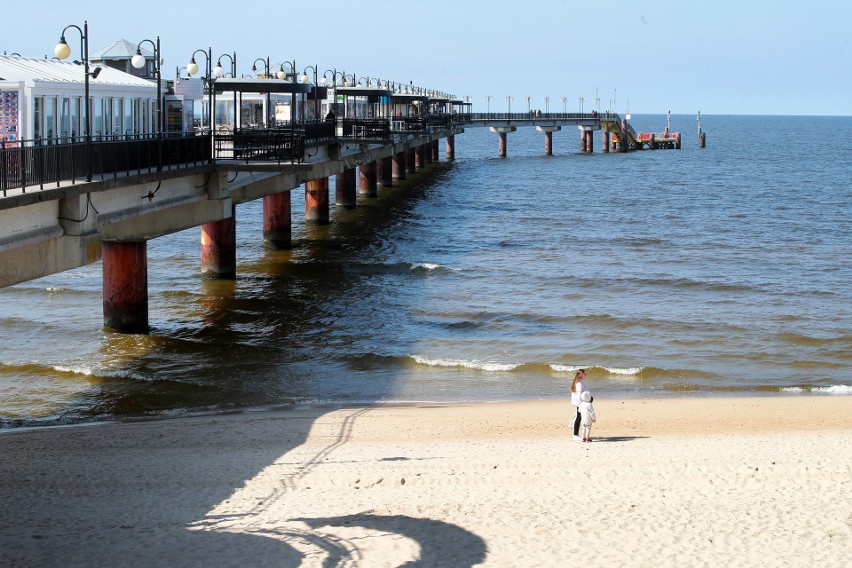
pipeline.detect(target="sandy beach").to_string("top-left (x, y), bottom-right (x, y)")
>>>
top-left (1, 396), bottom-right (850, 567)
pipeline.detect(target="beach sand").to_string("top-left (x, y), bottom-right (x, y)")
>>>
top-left (1, 396), bottom-right (850, 567)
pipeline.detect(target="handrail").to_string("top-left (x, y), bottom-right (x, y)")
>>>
top-left (1, 132), bottom-right (211, 195)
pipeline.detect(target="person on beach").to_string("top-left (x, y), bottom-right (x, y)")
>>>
top-left (578, 390), bottom-right (597, 442)
top-left (570, 369), bottom-right (588, 440)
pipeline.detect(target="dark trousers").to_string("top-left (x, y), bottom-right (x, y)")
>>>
top-left (573, 409), bottom-right (581, 436)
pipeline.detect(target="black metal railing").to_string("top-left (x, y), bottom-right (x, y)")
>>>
top-left (303, 120), bottom-right (336, 145)
top-left (1, 133), bottom-right (212, 195)
top-left (390, 117), bottom-right (427, 133)
top-left (214, 127), bottom-right (305, 164)
top-left (467, 112), bottom-right (614, 122)
top-left (425, 114), bottom-right (453, 129)
top-left (340, 118), bottom-right (391, 139)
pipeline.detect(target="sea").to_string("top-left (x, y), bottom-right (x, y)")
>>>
top-left (1, 114), bottom-right (850, 427)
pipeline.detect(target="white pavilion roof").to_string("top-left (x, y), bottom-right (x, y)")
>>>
top-left (0, 55), bottom-right (155, 87)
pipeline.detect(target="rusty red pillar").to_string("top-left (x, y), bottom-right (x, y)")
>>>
top-left (580, 130), bottom-right (587, 152)
top-left (406, 147), bottom-right (416, 173)
top-left (415, 145), bottom-right (426, 168)
top-left (201, 209), bottom-right (236, 279)
top-left (102, 241), bottom-right (148, 333)
top-left (586, 130), bottom-right (594, 153)
top-left (445, 135), bottom-right (455, 160)
top-left (263, 192), bottom-right (291, 249)
top-left (544, 131), bottom-right (553, 155)
top-left (359, 162), bottom-right (378, 197)
top-left (499, 132), bottom-right (507, 157)
top-left (378, 156), bottom-right (393, 187)
top-left (431, 140), bottom-right (440, 161)
top-left (602, 131), bottom-right (610, 152)
top-left (305, 177), bottom-right (330, 224)
top-left (336, 168), bottom-right (357, 208)
top-left (392, 151), bottom-right (407, 179)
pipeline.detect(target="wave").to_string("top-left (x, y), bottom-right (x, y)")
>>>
top-left (780, 384), bottom-right (852, 394)
top-left (1, 360), bottom-right (153, 384)
top-left (409, 355), bottom-right (518, 372)
top-left (407, 356), bottom-right (647, 377)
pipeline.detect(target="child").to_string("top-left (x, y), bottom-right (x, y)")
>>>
top-left (578, 390), bottom-right (596, 442)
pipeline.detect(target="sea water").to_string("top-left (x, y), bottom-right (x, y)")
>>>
top-left (1, 114), bottom-right (849, 426)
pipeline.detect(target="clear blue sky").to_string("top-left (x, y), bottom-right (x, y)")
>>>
top-left (5, 0), bottom-right (850, 116)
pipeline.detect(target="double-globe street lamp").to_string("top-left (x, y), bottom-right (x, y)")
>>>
top-left (131, 36), bottom-right (162, 171)
top-left (54, 20), bottom-right (97, 182)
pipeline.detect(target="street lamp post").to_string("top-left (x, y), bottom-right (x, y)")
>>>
top-left (301, 64), bottom-right (320, 119)
top-left (55, 20), bottom-right (95, 182)
top-left (561, 97), bottom-right (568, 115)
top-left (252, 57), bottom-right (274, 125)
top-left (186, 47), bottom-right (214, 162)
top-left (485, 95), bottom-right (493, 115)
top-left (544, 96), bottom-right (551, 114)
top-left (579, 97), bottom-right (584, 115)
top-left (524, 96), bottom-right (532, 115)
top-left (506, 96), bottom-right (513, 116)
top-left (131, 36), bottom-right (162, 170)
top-left (322, 68), bottom-right (343, 117)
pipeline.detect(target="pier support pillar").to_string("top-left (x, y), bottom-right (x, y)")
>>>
top-left (445, 135), bottom-right (455, 160)
top-left (263, 192), bottom-right (292, 249)
top-left (431, 140), bottom-right (440, 161)
top-left (536, 125), bottom-right (560, 156)
top-left (103, 241), bottom-right (148, 333)
top-left (305, 177), bottom-right (330, 224)
top-left (335, 168), bottom-right (357, 208)
top-left (602, 132), bottom-right (610, 153)
top-left (201, 209), bottom-right (236, 279)
top-left (392, 151), bottom-right (407, 180)
top-left (579, 129), bottom-right (594, 153)
top-left (406, 148), bottom-right (416, 173)
top-left (359, 162), bottom-right (378, 197)
top-left (490, 126), bottom-right (516, 158)
top-left (378, 156), bottom-right (393, 187)
top-left (415, 145), bottom-right (426, 168)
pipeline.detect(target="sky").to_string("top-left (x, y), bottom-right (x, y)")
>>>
top-left (4, 0), bottom-right (850, 116)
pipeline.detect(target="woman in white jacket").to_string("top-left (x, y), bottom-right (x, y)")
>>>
top-left (570, 369), bottom-right (588, 440)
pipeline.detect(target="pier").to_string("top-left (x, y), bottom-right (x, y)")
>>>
top-left (0, 49), bottom-right (684, 333)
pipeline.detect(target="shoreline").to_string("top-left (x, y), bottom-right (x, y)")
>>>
top-left (1, 396), bottom-right (850, 566)
top-left (3, 389), bottom-right (850, 432)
